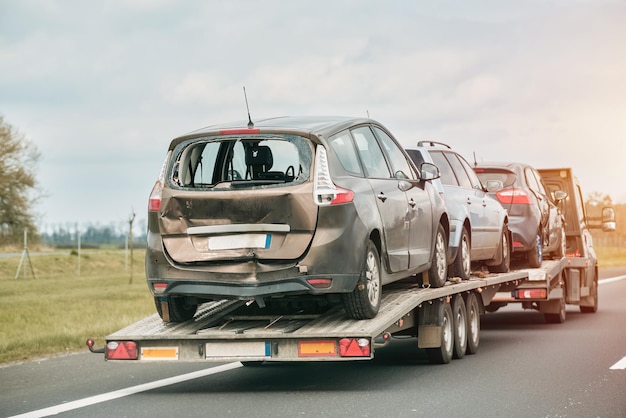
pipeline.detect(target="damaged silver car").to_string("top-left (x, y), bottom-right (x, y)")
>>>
top-left (146, 116), bottom-right (449, 322)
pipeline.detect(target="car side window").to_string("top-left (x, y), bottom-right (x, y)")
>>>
top-left (444, 152), bottom-right (473, 189)
top-left (457, 154), bottom-right (483, 189)
top-left (327, 131), bottom-right (363, 176)
top-left (430, 151), bottom-right (458, 186)
top-left (525, 167), bottom-right (540, 193)
top-left (372, 126), bottom-right (416, 180)
top-left (351, 126), bottom-right (392, 179)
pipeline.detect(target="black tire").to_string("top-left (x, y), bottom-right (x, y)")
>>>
top-left (489, 224), bottom-right (510, 273)
top-left (464, 292), bottom-right (481, 355)
top-left (428, 224), bottom-right (448, 288)
top-left (154, 296), bottom-right (198, 323)
top-left (452, 227), bottom-right (471, 280)
top-left (553, 224), bottom-right (566, 259)
top-left (527, 231), bottom-right (543, 268)
top-left (580, 276), bottom-right (599, 313)
top-left (451, 295), bottom-right (467, 359)
top-left (343, 240), bottom-right (382, 319)
top-left (544, 297), bottom-right (566, 324)
top-left (426, 300), bottom-right (454, 364)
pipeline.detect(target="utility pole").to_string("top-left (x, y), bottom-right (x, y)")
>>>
top-left (128, 211), bottom-right (136, 284)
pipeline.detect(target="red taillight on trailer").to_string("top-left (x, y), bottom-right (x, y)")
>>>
top-left (148, 181), bottom-right (162, 212)
top-left (496, 188), bottom-right (532, 205)
top-left (106, 341), bottom-right (138, 360)
top-left (339, 338), bottom-right (371, 357)
top-left (515, 289), bottom-right (547, 299)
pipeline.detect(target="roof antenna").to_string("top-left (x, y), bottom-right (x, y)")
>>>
top-left (243, 86), bottom-right (254, 128)
top-left (473, 151), bottom-right (477, 167)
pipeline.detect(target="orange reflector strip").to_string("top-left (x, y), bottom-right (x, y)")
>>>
top-left (298, 340), bottom-right (337, 357)
top-left (141, 347), bottom-right (179, 360)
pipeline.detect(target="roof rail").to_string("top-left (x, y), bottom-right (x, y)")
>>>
top-left (417, 140), bottom-right (451, 149)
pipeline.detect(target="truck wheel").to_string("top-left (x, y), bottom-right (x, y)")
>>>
top-left (489, 225), bottom-right (510, 273)
top-left (544, 297), bottom-right (566, 324)
top-left (154, 296), bottom-right (198, 323)
top-left (464, 292), bottom-right (481, 355)
top-left (426, 300), bottom-right (454, 364)
top-left (428, 224), bottom-right (448, 288)
top-left (580, 276), bottom-right (599, 313)
top-left (343, 240), bottom-right (381, 319)
top-left (452, 227), bottom-right (471, 280)
top-left (527, 232), bottom-right (542, 268)
top-left (451, 295), bottom-right (467, 359)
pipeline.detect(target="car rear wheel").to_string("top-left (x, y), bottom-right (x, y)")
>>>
top-left (489, 225), bottom-right (510, 273)
top-left (343, 240), bottom-right (381, 320)
top-left (428, 224), bottom-right (448, 288)
top-left (451, 227), bottom-right (471, 280)
top-left (527, 231), bottom-right (542, 268)
top-left (154, 296), bottom-right (198, 323)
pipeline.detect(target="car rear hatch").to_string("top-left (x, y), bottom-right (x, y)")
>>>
top-left (158, 131), bottom-right (317, 264)
top-left (474, 166), bottom-right (522, 214)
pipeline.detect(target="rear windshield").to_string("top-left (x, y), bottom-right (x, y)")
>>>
top-left (474, 170), bottom-right (516, 188)
top-left (168, 134), bottom-right (312, 190)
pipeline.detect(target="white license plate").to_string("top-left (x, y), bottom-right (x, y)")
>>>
top-left (208, 234), bottom-right (271, 250)
top-left (204, 341), bottom-right (270, 358)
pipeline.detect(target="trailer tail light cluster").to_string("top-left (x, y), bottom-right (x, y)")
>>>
top-left (339, 338), bottom-right (371, 357)
top-left (515, 289), bottom-right (547, 299)
top-left (297, 338), bottom-right (371, 358)
top-left (106, 341), bottom-right (138, 360)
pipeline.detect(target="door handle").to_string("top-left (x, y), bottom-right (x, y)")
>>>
top-left (408, 198), bottom-right (417, 208)
top-left (377, 193), bottom-right (387, 202)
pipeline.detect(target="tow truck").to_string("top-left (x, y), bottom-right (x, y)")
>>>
top-left (89, 167), bottom-right (615, 365)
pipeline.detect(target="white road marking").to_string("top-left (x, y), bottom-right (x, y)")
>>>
top-left (610, 356), bottom-right (626, 370)
top-left (9, 362), bottom-right (242, 418)
top-left (599, 275), bottom-right (626, 285)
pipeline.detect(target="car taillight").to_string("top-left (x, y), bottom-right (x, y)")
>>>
top-left (148, 180), bottom-right (162, 212)
top-left (313, 146), bottom-right (354, 206)
top-left (496, 188), bottom-right (532, 205)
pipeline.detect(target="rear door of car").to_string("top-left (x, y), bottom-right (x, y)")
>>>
top-left (158, 132), bottom-right (317, 264)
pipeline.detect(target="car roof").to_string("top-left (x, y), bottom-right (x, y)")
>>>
top-left (168, 116), bottom-right (376, 150)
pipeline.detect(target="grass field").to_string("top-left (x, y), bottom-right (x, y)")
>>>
top-left (0, 249), bottom-right (154, 364)
top-left (0, 246), bottom-right (624, 365)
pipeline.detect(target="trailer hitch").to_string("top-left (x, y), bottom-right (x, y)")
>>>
top-left (86, 338), bottom-right (105, 354)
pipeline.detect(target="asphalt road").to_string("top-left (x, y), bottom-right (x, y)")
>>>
top-left (2, 268), bottom-right (625, 418)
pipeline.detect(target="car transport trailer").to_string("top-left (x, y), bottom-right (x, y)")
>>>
top-left (90, 260), bottom-right (566, 365)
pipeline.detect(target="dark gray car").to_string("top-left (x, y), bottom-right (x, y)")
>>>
top-left (474, 162), bottom-right (567, 267)
top-left (146, 116), bottom-right (449, 322)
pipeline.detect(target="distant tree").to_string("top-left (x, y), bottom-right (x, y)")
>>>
top-left (0, 115), bottom-right (41, 246)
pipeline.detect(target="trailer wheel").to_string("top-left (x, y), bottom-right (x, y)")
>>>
top-left (343, 240), bottom-right (381, 319)
top-left (154, 296), bottom-right (198, 323)
top-left (428, 224), bottom-right (448, 288)
top-left (426, 300), bottom-right (454, 364)
top-left (451, 295), bottom-right (467, 359)
top-left (464, 292), bottom-right (481, 355)
top-left (527, 231), bottom-right (542, 268)
top-left (451, 227), bottom-right (471, 280)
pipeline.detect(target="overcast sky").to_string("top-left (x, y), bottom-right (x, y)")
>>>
top-left (1, 0), bottom-right (625, 231)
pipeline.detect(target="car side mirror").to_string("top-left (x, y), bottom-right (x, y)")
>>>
top-left (420, 162), bottom-right (440, 181)
top-left (485, 180), bottom-right (503, 193)
top-left (602, 207), bottom-right (616, 232)
top-left (553, 190), bottom-right (568, 202)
